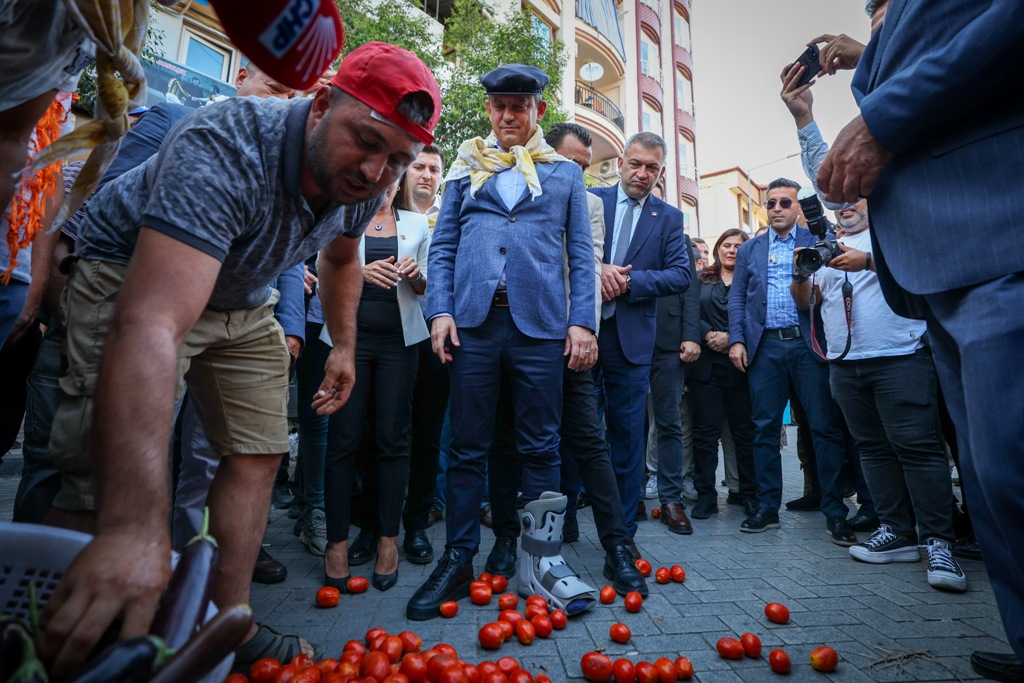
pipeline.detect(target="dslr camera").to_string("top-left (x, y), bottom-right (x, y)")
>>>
top-left (794, 188), bottom-right (843, 274)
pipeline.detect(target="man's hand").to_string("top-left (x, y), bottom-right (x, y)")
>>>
top-left (810, 33), bottom-right (867, 75)
top-left (601, 263), bottom-right (632, 301)
top-left (363, 256), bottom-right (402, 290)
top-left (828, 243), bottom-right (870, 272)
top-left (2, 296), bottom-right (40, 349)
top-left (39, 529), bottom-right (170, 676)
top-left (285, 335), bottom-right (302, 361)
top-left (818, 115), bottom-right (893, 204)
top-left (431, 316), bottom-right (459, 364)
top-left (565, 325), bottom-right (598, 371)
top-left (312, 345), bottom-right (356, 415)
top-left (728, 342), bottom-right (748, 373)
top-left (679, 340), bottom-right (701, 363)
top-left (780, 63), bottom-right (815, 129)
top-left (303, 266), bottom-right (317, 295)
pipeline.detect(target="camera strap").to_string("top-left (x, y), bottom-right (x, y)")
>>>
top-left (809, 274), bottom-right (854, 362)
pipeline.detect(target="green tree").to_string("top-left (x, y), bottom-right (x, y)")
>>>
top-left (335, 0), bottom-right (443, 71)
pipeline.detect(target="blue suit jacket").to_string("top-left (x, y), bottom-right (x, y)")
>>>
top-left (426, 160), bottom-right (596, 339)
top-left (728, 226), bottom-right (826, 365)
top-left (590, 186), bottom-right (690, 365)
top-left (856, 0), bottom-right (1024, 295)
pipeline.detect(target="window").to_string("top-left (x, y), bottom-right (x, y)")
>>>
top-left (642, 111), bottom-right (652, 132)
top-left (531, 13), bottom-right (553, 52)
top-left (184, 33), bottom-right (231, 81)
top-left (643, 103), bottom-right (662, 137)
top-left (675, 72), bottom-right (693, 113)
top-left (640, 41), bottom-right (651, 76)
top-left (674, 12), bottom-right (691, 52)
top-left (678, 135), bottom-right (695, 178)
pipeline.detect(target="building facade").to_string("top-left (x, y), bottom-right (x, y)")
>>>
top-left (698, 166), bottom-right (767, 251)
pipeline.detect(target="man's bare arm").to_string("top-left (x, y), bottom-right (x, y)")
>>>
top-left (313, 235), bottom-right (362, 415)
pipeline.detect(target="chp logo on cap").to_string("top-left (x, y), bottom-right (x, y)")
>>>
top-left (209, 0), bottom-right (345, 90)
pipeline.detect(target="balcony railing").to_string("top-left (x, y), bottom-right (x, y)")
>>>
top-left (575, 81), bottom-right (625, 132)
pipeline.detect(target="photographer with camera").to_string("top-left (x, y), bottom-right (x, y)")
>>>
top-left (782, 58), bottom-right (966, 594)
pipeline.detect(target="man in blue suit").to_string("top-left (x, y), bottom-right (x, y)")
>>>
top-left (818, 1), bottom-right (1024, 677)
top-left (728, 178), bottom-right (854, 546)
top-left (408, 65), bottom-right (596, 620)
top-left (589, 132), bottom-right (690, 543)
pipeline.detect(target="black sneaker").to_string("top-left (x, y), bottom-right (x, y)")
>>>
top-left (826, 515), bottom-right (857, 547)
top-left (924, 538), bottom-right (967, 592)
top-left (740, 509), bottom-right (780, 533)
top-left (406, 548), bottom-right (474, 620)
top-left (849, 525), bottom-right (920, 564)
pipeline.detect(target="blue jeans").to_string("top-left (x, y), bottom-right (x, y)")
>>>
top-left (0, 280), bottom-right (28, 347)
top-left (295, 321), bottom-right (329, 512)
top-left (13, 331), bottom-right (62, 522)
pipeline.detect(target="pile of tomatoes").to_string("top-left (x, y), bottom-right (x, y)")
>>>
top-left (476, 592), bottom-right (568, 650)
top-left (579, 652), bottom-right (694, 682)
top-left (709, 602), bottom-right (839, 675)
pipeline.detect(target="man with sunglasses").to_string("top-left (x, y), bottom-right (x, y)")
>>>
top-left (728, 178), bottom-right (855, 547)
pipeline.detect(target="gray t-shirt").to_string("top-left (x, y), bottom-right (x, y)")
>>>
top-left (77, 97), bottom-right (381, 311)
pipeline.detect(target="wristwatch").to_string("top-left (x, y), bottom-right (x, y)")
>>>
top-left (625, 273), bottom-right (632, 291)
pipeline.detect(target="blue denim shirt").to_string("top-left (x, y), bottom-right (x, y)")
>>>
top-left (765, 229), bottom-right (800, 329)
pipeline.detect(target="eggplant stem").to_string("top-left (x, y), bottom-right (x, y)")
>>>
top-left (187, 506), bottom-right (218, 548)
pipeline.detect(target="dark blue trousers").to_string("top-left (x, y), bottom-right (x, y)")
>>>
top-left (925, 274), bottom-right (1024, 660)
top-left (445, 307), bottom-right (564, 558)
top-left (746, 336), bottom-right (847, 518)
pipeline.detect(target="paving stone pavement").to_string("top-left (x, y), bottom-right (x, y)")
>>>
top-left (1, 431), bottom-right (1010, 682)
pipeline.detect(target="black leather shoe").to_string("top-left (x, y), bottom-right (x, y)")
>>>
top-left (970, 651), bottom-right (1024, 683)
top-left (484, 535), bottom-right (517, 578)
top-left (726, 491), bottom-right (745, 507)
top-left (372, 565), bottom-right (399, 592)
top-left (785, 492), bottom-right (821, 511)
top-left (742, 497), bottom-right (759, 517)
top-left (348, 530), bottom-right (379, 566)
top-left (740, 509), bottom-right (780, 533)
top-left (563, 515), bottom-right (579, 543)
top-left (322, 557), bottom-right (350, 592)
top-left (576, 492), bottom-right (591, 509)
top-left (603, 545), bottom-right (649, 597)
top-left (690, 497), bottom-right (718, 520)
top-left (827, 515), bottom-right (857, 546)
top-left (403, 530), bottom-right (434, 565)
top-left (252, 547), bottom-right (287, 584)
top-left (953, 538), bottom-right (983, 561)
top-left (848, 508), bottom-right (880, 532)
top-left (406, 548), bottom-right (474, 621)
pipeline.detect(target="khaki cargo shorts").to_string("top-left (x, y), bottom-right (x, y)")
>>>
top-left (49, 258), bottom-right (291, 512)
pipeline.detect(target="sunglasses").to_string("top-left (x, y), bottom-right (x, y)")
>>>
top-left (765, 198), bottom-right (793, 210)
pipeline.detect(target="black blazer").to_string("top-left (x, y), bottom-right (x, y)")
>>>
top-left (653, 234), bottom-right (701, 353)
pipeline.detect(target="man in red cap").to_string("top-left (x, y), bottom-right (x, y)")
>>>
top-left (38, 42), bottom-right (440, 673)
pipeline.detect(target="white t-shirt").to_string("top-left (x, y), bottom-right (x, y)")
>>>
top-left (814, 229), bottom-right (925, 361)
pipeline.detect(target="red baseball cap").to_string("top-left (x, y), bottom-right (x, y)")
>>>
top-left (209, 0), bottom-right (344, 90)
top-left (330, 42), bottom-right (441, 144)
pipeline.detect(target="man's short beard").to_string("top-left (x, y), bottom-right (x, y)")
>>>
top-left (306, 112), bottom-right (335, 199)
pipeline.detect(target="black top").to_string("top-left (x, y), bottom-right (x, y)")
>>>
top-left (700, 277), bottom-right (731, 365)
top-left (358, 235), bottom-right (402, 336)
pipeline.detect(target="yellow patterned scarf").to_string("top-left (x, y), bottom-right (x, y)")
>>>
top-left (444, 126), bottom-right (565, 200)
top-left (27, 0), bottom-right (149, 228)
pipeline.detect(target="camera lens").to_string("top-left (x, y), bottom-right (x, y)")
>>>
top-left (796, 248), bottom-right (824, 274)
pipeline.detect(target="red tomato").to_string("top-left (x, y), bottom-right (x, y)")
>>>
top-left (769, 649), bottom-right (792, 674)
top-left (470, 585), bottom-right (493, 605)
top-left (669, 565), bottom-right (686, 583)
top-left (290, 674), bottom-right (317, 683)
top-left (383, 635), bottom-right (405, 663)
top-left (434, 644), bottom-right (458, 659)
top-left (533, 676), bottom-right (551, 683)
top-left (507, 671), bottom-right (532, 683)
top-left (612, 658), bottom-right (635, 683)
top-left (651, 507), bottom-right (661, 519)
top-left (339, 651), bottom-right (361, 667)
top-left (490, 575), bottom-right (509, 593)
top-left (674, 657), bottom-right (694, 680)
top-left (427, 654), bottom-right (456, 681)
top-left (624, 591), bottom-right (643, 613)
top-left (290, 654), bottom-right (314, 671)
top-left (764, 602), bottom-right (790, 624)
top-left (525, 595), bottom-right (547, 608)
top-left (400, 653), bottom-right (429, 683)
top-left (347, 576), bottom-right (369, 593)
top-left (654, 567), bottom-right (671, 584)
top-left (272, 664), bottom-right (298, 683)
top-left (471, 580), bottom-right (491, 592)
top-left (716, 637), bottom-right (745, 660)
top-left (809, 645), bottom-right (839, 672)
top-left (369, 633), bottom-right (388, 652)
top-left (477, 662), bottom-right (499, 676)
top-left (226, 675), bottom-right (249, 683)
top-left (439, 601), bottom-right (459, 618)
top-left (599, 585), bottom-right (616, 604)
top-left (530, 615), bottom-right (552, 638)
top-left (515, 620), bottom-right (535, 645)
top-left (740, 632), bottom-right (762, 658)
top-left (634, 661), bottom-right (658, 683)
top-left (383, 674), bottom-right (412, 683)
top-left (439, 663), bottom-right (470, 683)
top-left (495, 657), bottom-right (519, 677)
top-left (495, 620), bottom-right (514, 640)
top-left (497, 594), bottom-right (519, 610)
top-left (653, 658), bottom-right (676, 683)
top-left (634, 559), bottom-right (652, 577)
top-left (361, 651), bottom-right (392, 680)
top-left (497, 608), bottom-right (522, 627)
top-left (523, 603), bottom-right (547, 621)
top-left (479, 572), bottom-right (493, 582)
top-left (580, 652), bottom-right (613, 682)
top-left (462, 664), bottom-right (481, 683)
top-left (344, 640), bottom-right (367, 655)
top-left (479, 622), bottom-right (506, 650)
top-left (317, 659), bottom-right (338, 674)
top-left (609, 622), bottom-right (632, 644)
top-left (250, 658), bottom-right (282, 683)
top-left (399, 631), bottom-right (423, 654)
top-left (480, 673), bottom-right (508, 683)
top-left (549, 610), bottom-right (567, 630)
top-left (366, 627), bottom-right (387, 643)
top-left (335, 661), bottom-right (358, 678)
top-left (315, 585), bottom-right (340, 608)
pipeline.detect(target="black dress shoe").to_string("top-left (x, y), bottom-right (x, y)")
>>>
top-left (576, 492), bottom-right (591, 509)
top-left (953, 538), bottom-right (983, 561)
top-left (971, 651), bottom-right (1024, 683)
top-left (827, 515), bottom-right (857, 547)
top-left (740, 509), bottom-right (780, 533)
top-left (372, 565), bottom-right (399, 592)
top-left (253, 547), bottom-right (287, 584)
top-left (348, 530), bottom-right (379, 566)
top-left (484, 535), bottom-right (517, 578)
top-left (742, 497), bottom-right (759, 517)
top-left (785, 492), bottom-right (821, 511)
top-left (848, 508), bottom-right (880, 532)
top-left (603, 545), bottom-right (648, 597)
top-left (406, 548), bottom-right (474, 621)
top-left (726, 492), bottom-right (745, 507)
top-left (403, 529), bottom-right (434, 565)
top-left (690, 497), bottom-right (718, 520)
top-left (563, 515), bottom-right (580, 543)
top-left (322, 557), bottom-right (350, 592)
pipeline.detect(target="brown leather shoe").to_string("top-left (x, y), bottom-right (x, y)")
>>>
top-left (253, 547), bottom-right (287, 584)
top-left (660, 503), bottom-right (693, 535)
top-left (427, 504), bottom-right (443, 527)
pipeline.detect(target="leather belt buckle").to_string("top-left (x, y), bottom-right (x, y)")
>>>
top-left (766, 326), bottom-right (801, 340)
top-left (492, 290), bottom-right (510, 308)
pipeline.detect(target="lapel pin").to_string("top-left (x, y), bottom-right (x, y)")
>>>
top-left (769, 254), bottom-right (777, 264)
top-left (651, 211), bottom-right (658, 216)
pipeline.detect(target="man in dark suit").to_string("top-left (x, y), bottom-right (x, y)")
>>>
top-left (817, 1), bottom-right (1024, 677)
top-left (727, 178), bottom-right (854, 546)
top-left (589, 132), bottom-right (691, 542)
top-left (409, 65), bottom-right (596, 620)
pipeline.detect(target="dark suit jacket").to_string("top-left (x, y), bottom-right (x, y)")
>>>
top-left (856, 0), bottom-right (1024, 295)
top-left (589, 186), bottom-right (690, 365)
top-left (728, 226), bottom-right (826, 366)
top-left (653, 236), bottom-right (700, 353)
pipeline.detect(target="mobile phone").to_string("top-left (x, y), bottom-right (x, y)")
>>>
top-left (794, 44), bottom-right (820, 87)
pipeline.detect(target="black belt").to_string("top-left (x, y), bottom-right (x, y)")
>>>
top-left (764, 326), bottom-right (801, 340)
top-left (492, 290), bottom-right (509, 308)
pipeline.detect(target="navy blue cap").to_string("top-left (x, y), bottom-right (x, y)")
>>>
top-left (480, 64), bottom-right (549, 96)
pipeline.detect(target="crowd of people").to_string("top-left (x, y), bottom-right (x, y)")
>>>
top-left (1, 0), bottom-right (1022, 681)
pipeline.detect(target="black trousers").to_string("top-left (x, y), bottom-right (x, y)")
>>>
top-left (402, 338), bottom-right (451, 531)
top-left (689, 361), bottom-right (756, 500)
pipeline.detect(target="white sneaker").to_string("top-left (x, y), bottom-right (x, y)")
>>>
top-left (644, 476), bottom-right (659, 500)
top-left (924, 538), bottom-right (968, 592)
top-left (681, 476), bottom-right (699, 502)
top-left (849, 525), bottom-right (921, 564)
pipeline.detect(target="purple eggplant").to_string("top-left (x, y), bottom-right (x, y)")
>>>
top-left (150, 507), bottom-right (219, 650)
top-left (145, 604), bottom-right (253, 683)
top-left (63, 635), bottom-right (171, 683)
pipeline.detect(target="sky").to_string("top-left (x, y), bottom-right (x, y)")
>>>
top-left (690, 0), bottom-right (874, 189)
